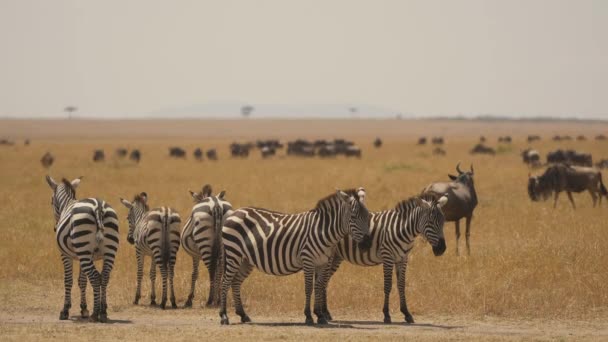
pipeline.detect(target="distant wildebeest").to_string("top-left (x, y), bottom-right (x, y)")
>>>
top-left (115, 148), bottom-right (128, 158)
top-left (206, 149), bottom-right (218, 160)
top-left (422, 163), bottom-right (478, 255)
top-left (41, 152), bottom-right (54, 169)
top-left (522, 148), bottom-right (541, 167)
top-left (344, 145), bottom-right (362, 158)
top-left (129, 149), bottom-right (141, 163)
top-left (527, 135), bottom-right (541, 143)
top-left (470, 144), bottom-right (495, 155)
top-left (373, 137), bottom-right (382, 148)
top-left (577, 135), bottom-right (586, 141)
top-left (257, 139), bottom-right (283, 150)
top-left (0, 138), bottom-right (14, 146)
top-left (596, 134), bottom-right (607, 141)
top-left (433, 147), bottom-right (446, 156)
top-left (230, 143), bottom-right (251, 158)
top-left (24, 139), bottom-right (30, 146)
top-left (546, 149), bottom-right (592, 166)
top-left (417, 137), bottom-right (427, 145)
top-left (479, 136), bottom-right (486, 143)
top-left (261, 146), bottom-right (276, 158)
top-left (553, 135), bottom-right (562, 142)
top-left (562, 135), bottom-right (572, 141)
top-left (194, 148), bottom-right (203, 161)
top-left (528, 164), bottom-right (607, 208)
top-left (169, 147), bottom-right (186, 158)
top-left (93, 150), bottom-right (105, 162)
top-left (596, 159), bottom-right (608, 169)
top-left (498, 136), bottom-right (512, 143)
top-left (318, 144), bottom-right (336, 158)
top-left (431, 137), bottom-right (444, 145)
top-left (287, 140), bottom-right (315, 157)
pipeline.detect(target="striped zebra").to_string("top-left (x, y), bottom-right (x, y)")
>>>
top-left (181, 184), bottom-right (233, 308)
top-left (320, 193), bottom-right (448, 324)
top-left (219, 188), bottom-right (371, 325)
top-left (120, 193), bottom-right (181, 309)
top-left (45, 176), bottom-right (119, 322)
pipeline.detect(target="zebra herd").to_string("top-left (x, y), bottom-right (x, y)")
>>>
top-left (46, 175), bottom-right (450, 325)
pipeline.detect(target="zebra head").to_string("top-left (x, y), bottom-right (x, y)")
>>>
top-left (120, 192), bottom-right (149, 245)
top-left (46, 175), bottom-right (81, 222)
top-left (419, 194), bottom-right (448, 256)
top-left (337, 187), bottom-right (370, 244)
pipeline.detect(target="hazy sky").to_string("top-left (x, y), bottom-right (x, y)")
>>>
top-left (0, 0), bottom-right (606, 118)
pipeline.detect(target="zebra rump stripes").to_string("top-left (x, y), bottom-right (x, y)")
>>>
top-left (120, 193), bottom-right (181, 309)
top-left (219, 188), bottom-right (371, 325)
top-left (46, 175), bottom-right (119, 323)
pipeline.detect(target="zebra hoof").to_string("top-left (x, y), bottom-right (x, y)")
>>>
top-left (317, 317), bottom-right (328, 325)
top-left (240, 315), bottom-right (251, 323)
top-left (81, 309), bottom-right (89, 319)
top-left (99, 313), bottom-right (108, 323)
top-left (405, 315), bottom-right (415, 324)
top-left (171, 303), bottom-right (177, 309)
top-left (89, 313), bottom-right (99, 323)
top-left (325, 312), bottom-right (333, 321)
top-left (160, 303), bottom-right (166, 310)
top-left (305, 317), bottom-right (314, 326)
top-left (384, 316), bottom-right (392, 324)
top-left (150, 300), bottom-right (157, 306)
top-left (59, 310), bottom-right (69, 320)
top-left (184, 300), bottom-right (193, 308)
top-left (220, 316), bottom-right (230, 325)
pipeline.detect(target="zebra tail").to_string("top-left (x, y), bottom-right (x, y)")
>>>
top-left (95, 199), bottom-right (105, 246)
top-left (208, 204), bottom-right (224, 288)
top-left (599, 172), bottom-right (608, 197)
top-left (161, 209), bottom-right (171, 268)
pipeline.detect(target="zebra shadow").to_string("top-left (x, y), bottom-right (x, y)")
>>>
top-left (331, 320), bottom-right (462, 330)
top-left (70, 317), bottom-right (133, 324)
top-left (248, 322), bottom-right (376, 330)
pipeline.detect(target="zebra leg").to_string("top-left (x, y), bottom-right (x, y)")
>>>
top-left (322, 256), bottom-right (342, 321)
top-left (454, 220), bottom-right (461, 256)
top-left (99, 258), bottom-right (114, 323)
top-left (590, 190), bottom-right (598, 207)
top-left (465, 216), bottom-right (472, 256)
top-left (313, 266), bottom-right (328, 325)
top-left (382, 262), bottom-right (394, 323)
top-left (78, 267), bottom-right (89, 318)
top-left (303, 264), bottom-right (315, 325)
top-left (169, 260), bottom-right (177, 309)
top-left (158, 262), bottom-right (168, 309)
top-left (59, 255), bottom-right (73, 320)
top-left (205, 258), bottom-right (217, 307)
top-left (149, 259), bottom-right (157, 306)
top-left (80, 257), bottom-right (101, 322)
top-left (212, 248), bottom-right (225, 307)
top-left (219, 258), bottom-right (240, 325)
top-left (185, 256), bottom-right (199, 308)
top-left (396, 261), bottom-right (414, 323)
top-left (233, 262), bottom-right (254, 323)
top-left (566, 192), bottom-right (576, 209)
top-left (134, 250), bottom-right (143, 305)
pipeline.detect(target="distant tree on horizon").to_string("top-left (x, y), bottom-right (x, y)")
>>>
top-left (64, 106), bottom-right (77, 119)
top-left (241, 105), bottom-right (254, 118)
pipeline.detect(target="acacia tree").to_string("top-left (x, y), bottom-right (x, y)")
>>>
top-left (241, 105), bottom-right (254, 118)
top-left (64, 106), bottom-right (77, 119)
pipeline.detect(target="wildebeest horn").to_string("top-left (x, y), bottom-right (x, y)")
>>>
top-left (470, 164), bottom-right (474, 174)
top-left (456, 162), bottom-right (463, 174)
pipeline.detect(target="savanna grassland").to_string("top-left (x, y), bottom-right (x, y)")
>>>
top-left (1, 119), bottom-right (607, 341)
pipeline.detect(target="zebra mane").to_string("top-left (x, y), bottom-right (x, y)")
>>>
top-left (395, 192), bottom-right (441, 212)
top-left (133, 193), bottom-right (149, 211)
top-left (314, 188), bottom-right (359, 209)
top-left (60, 179), bottom-right (77, 197)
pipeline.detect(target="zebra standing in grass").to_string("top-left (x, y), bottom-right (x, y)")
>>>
top-left (45, 176), bottom-right (119, 322)
top-left (120, 193), bottom-right (181, 309)
top-left (181, 184), bottom-right (233, 308)
top-left (319, 193), bottom-right (448, 324)
top-left (219, 188), bottom-right (371, 325)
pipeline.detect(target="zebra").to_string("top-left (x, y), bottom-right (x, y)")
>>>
top-left (319, 193), bottom-right (448, 324)
top-left (120, 193), bottom-right (181, 309)
top-left (219, 188), bottom-right (371, 326)
top-left (181, 184), bottom-right (233, 308)
top-left (45, 175), bottom-right (119, 322)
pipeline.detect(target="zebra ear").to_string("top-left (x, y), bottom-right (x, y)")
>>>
top-left (437, 195), bottom-right (448, 208)
top-left (218, 190), bottom-right (226, 199)
top-left (120, 198), bottom-right (132, 209)
top-left (71, 177), bottom-right (82, 189)
top-left (189, 190), bottom-right (202, 202)
top-left (46, 175), bottom-right (58, 190)
top-left (420, 199), bottom-right (432, 208)
top-left (336, 190), bottom-right (350, 203)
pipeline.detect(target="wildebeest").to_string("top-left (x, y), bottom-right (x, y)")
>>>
top-left (527, 135), bottom-right (541, 143)
top-left (287, 139), bottom-right (315, 157)
top-left (417, 137), bottom-right (427, 145)
top-left (261, 146), bottom-right (276, 158)
top-left (129, 149), bottom-right (141, 163)
top-left (577, 135), bottom-right (586, 141)
top-left (422, 163), bottom-right (478, 255)
top-left (24, 139), bottom-right (30, 146)
top-left (431, 137), bottom-right (444, 145)
top-left (169, 147), bottom-right (186, 158)
top-left (41, 152), bottom-right (54, 169)
top-left (498, 136), bottom-right (512, 143)
top-left (553, 135), bottom-right (562, 142)
top-left (546, 149), bottom-right (592, 166)
top-left (470, 144), bottom-right (495, 155)
top-left (206, 149), bottom-right (218, 160)
top-left (344, 145), bottom-right (362, 158)
top-left (596, 134), bottom-right (607, 141)
top-left (0, 139), bottom-right (14, 146)
top-left (93, 150), bottom-right (105, 162)
top-left (528, 164), bottom-right (607, 208)
top-left (230, 143), bottom-right (251, 158)
top-left (433, 147), bottom-right (446, 156)
top-left (115, 148), bottom-right (128, 158)
top-left (479, 136), bottom-right (486, 143)
top-left (194, 148), bottom-right (204, 161)
top-left (596, 159), bottom-right (608, 169)
top-left (373, 137), bottom-right (382, 148)
top-left (522, 148), bottom-right (541, 167)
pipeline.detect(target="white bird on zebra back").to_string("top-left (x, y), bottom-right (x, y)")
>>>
top-left (218, 187), bottom-right (371, 326)
top-left (45, 175), bottom-right (120, 323)
top-left (180, 184), bottom-right (233, 308)
top-left (319, 192), bottom-right (449, 324)
top-left (120, 193), bottom-right (181, 309)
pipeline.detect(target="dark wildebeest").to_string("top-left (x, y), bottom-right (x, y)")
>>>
top-left (596, 134), bottom-right (607, 141)
top-left (194, 148), bottom-right (203, 161)
top-left (553, 135), bottom-right (562, 142)
top-left (169, 147), bottom-right (186, 158)
top-left (318, 144), bottom-right (336, 158)
top-left (116, 148), bottom-right (128, 158)
top-left (344, 145), bottom-right (362, 158)
top-left (522, 148), bottom-right (541, 167)
top-left (93, 150), bottom-right (105, 162)
top-left (498, 136), bottom-right (512, 143)
top-left (470, 144), bottom-right (495, 155)
top-left (287, 139), bottom-right (315, 156)
top-left (431, 137), bottom-right (444, 145)
top-left (373, 137), bottom-right (382, 148)
top-left (479, 136), bottom-right (486, 143)
top-left (433, 147), bottom-right (446, 156)
top-left (230, 143), bottom-right (250, 158)
top-left (547, 149), bottom-right (592, 166)
top-left (527, 135), bottom-right (541, 143)
top-left (41, 152), bottom-right (54, 169)
top-left (24, 139), bottom-right (30, 146)
top-left (261, 146), bottom-right (276, 158)
top-left (206, 149), bottom-right (218, 160)
top-left (417, 137), bottom-right (427, 145)
top-left (596, 159), bottom-right (608, 169)
top-left (528, 164), bottom-right (607, 208)
top-left (577, 135), bottom-right (586, 141)
top-left (422, 163), bottom-right (478, 255)
top-left (129, 149), bottom-right (141, 163)
top-left (0, 139), bottom-right (14, 146)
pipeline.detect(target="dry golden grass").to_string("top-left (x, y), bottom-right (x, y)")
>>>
top-left (1, 119), bottom-right (607, 340)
